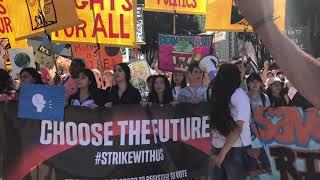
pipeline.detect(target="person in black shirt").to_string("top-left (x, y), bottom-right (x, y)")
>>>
top-left (68, 69), bottom-right (106, 108)
top-left (142, 75), bottom-right (175, 106)
top-left (105, 63), bottom-right (141, 107)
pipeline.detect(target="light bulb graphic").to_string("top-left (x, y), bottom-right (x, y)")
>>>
top-left (32, 94), bottom-right (46, 112)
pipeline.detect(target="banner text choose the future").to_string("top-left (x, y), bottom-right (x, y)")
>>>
top-left (40, 116), bottom-right (210, 146)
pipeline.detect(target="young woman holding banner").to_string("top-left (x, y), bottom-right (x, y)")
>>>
top-left (141, 75), bottom-right (175, 106)
top-left (104, 63), bottom-right (141, 107)
top-left (68, 69), bottom-right (104, 109)
top-left (209, 63), bottom-right (252, 180)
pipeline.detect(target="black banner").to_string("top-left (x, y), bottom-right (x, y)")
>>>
top-left (0, 102), bottom-right (211, 180)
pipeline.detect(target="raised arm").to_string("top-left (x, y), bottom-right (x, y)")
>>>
top-left (235, 0), bottom-right (320, 109)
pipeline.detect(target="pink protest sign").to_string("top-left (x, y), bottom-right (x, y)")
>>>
top-left (158, 34), bottom-right (213, 71)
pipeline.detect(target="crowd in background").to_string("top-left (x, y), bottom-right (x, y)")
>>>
top-left (0, 56), bottom-right (314, 111)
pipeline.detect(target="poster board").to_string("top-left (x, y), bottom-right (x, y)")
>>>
top-left (52, 0), bottom-right (137, 47)
top-left (205, 0), bottom-right (286, 32)
top-left (144, 0), bottom-right (207, 15)
top-left (8, 47), bottom-right (35, 78)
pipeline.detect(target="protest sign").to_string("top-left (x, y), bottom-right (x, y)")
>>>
top-left (287, 27), bottom-right (312, 53)
top-left (55, 56), bottom-right (71, 74)
top-left (8, 0), bottom-right (79, 40)
top-left (72, 44), bottom-right (126, 71)
top-left (213, 32), bottom-right (227, 43)
top-left (128, 60), bottom-right (151, 94)
top-left (8, 47), bottom-right (35, 78)
top-left (144, 0), bottom-right (207, 15)
top-left (18, 84), bottom-right (65, 121)
top-left (0, 38), bottom-right (10, 70)
top-left (52, 0), bottom-right (137, 47)
top-left (251, 107), bottom-right (320, 180)
top-left (71, 44), bottom-right (100, 69)
top-left (136, 4), bottom-right (145, 44)
top-left (2, 103), bottom-right (211, 180)
top-left (205, 0), bottom-right (286, 32)
top-left (1, 104), bottom-right (320, 180)
top-left (34, 45), bottom-right (55, 68)
top-left (159, 34), bottom-right (213, 71)
top-left (0, 0), bottom-right (28, 49)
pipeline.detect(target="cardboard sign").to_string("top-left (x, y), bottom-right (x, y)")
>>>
top-left (205, 0), bottom-right (286, 31)
top-left (34, 45), bottom-right (55, 68)
top-left (144, 0), bottom-right (207, 15)
top-left (52, 0), bottom-right (137, 47)
top-left (0, 38), bottom-right (10, 70)
top-left (287, 27), bottom-right (312, 53)
top-left (56, 56), bottom-right (71, 73)
top-left (136, 4), bottom-right (145, 44)
top-left (158, 34), bottom-right (213, 71)
top-left (72, 44), bottom-right (126, 71)
top-left (18, 84), bottom-right (65, 121)
top-left (0, 0), bottom-right (28, 48)
top-left (8, 47), bottom-right (36, 78)
top-left (128, 60), bottom-right (151, 94)
top-left (8, 0), bottom-right (80, 40)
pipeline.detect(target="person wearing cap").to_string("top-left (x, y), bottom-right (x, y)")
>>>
top-left (247, 73), bottom-right (271, 110)
top-left (267, 77), bottom-right (291, 107)
top-left (234, 0), bottom-right (320, 109)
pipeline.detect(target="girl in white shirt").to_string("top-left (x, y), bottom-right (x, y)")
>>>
top-left (170, 71), bottom-right (187, 101)
top-left (209, 63), bottom-right (252, 180)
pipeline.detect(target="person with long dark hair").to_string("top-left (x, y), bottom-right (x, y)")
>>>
top-left (171, 71), bottom-right (187, 101)
top-left (141, 75), bottom-right (157, 101)
top-left (267, 77), bottom-right (291, 107)
top-left (105, 63), bottom-right (141, 107)
top-left (209, 63), bottom-right (252, 180)
top-left (68, 69), bottom-right (104, 108)
top-left (20, 67), bottom-right (44, 85)
top-left (1, 67), bottom-right (44, 102)
top-left (142, 75), bottom-right (174, 106)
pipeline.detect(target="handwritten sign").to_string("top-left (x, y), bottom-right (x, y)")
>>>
top-left (158, 34), bottom-right (213, 71)
top-left (206, 0), bottom-right (286, 31)
top-left (72, 44), bottom-right (126, 71)
top-left (52, 0), bottom-right (137, 47)
top-left (128, 60), bottom-right (151, 94)
top-left (144, 0), bottom-right (207, 15)
top-left (287, 27), bottom-right (311, 53)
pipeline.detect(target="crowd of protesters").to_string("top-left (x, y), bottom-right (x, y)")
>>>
top-left (0, 55), bottom-right (313, 111)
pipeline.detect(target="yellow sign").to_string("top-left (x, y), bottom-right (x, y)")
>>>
top-left (144, 0), bottom-right (207, 15)
top-left (206, 0), bottom-right (286, 31)
top-left (52, 0), bottom-right (137, 47)
top-left (8, 0), bottom-right (80, 40)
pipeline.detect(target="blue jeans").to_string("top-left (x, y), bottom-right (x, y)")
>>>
top-left (208, 146), bottom-right (249, 180)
